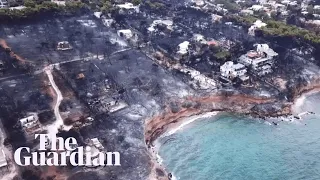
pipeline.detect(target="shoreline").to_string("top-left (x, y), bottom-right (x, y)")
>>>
top-left (149, 111), bottom-right (219, 180)
top-left (145, 81), bottom-right (320, 180)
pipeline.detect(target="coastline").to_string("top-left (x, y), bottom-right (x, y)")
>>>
top-left (148, 112), bottom-right (219, 180)
top-left (145, 80), bottom-right (320, 180)
top-left (292, 85), bottom-right (320, 114)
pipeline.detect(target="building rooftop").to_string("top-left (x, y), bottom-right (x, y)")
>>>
top-left (255, 44), bottom-right (278, 57)
top-left (178, 41), bottom-right (190, 55)
top-left (19, 115), bottom-right (36, 126)
top-left (247, 51), bottom-right (261, 59)
top-left (93, 12), bottom-right (102, 19)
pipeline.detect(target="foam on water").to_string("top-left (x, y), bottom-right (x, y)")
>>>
top-left (163, 112), bottom-right (218, 137)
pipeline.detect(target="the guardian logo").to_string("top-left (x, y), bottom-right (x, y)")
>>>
top-left (14, 134), bottom-right (121, 167)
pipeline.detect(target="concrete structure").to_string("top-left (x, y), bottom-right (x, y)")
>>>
top-left (102, 18), bottom-right (114, 27)
top-left (211, 14), bottom-right (223, 22)
top-left (57, 41), bottom-right (72, 51)
top-left (19, 115), bottom-right (37, 128)
top-left (51, 0), bottom-right (65, 6)
top-left (220, 61), bottom-right (249, 81)
top-left (0, 149), bottom-right (7, 168)
top-left (192, 0), bottom-right (205, 6)
top-left (177, 41), bottom-right (190, 55)
top-left (314, 5), bottom-right (320, 10)
top-left (148, 20), bottom-right (173, 32)
top-left (238, 44), bottom-right (278, 76)
top-left (240, 9), bottom-right (254, 15)
top-left (116, 2), bottom-right (139, 13)
top-left (97, 97), bottom-right (128, 113)
top-left (117, 29), bottom-right (133, 39)
top-left (93, 12), bottom-right (102, 19)
top-left (193, 34), bottom-right (207, 44)
top-left (248, 20), bottom-right (267, 36)
top-left (9, 6), bottom-right (26, 10)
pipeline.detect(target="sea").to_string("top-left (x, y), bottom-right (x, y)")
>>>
top-left (158, 93), bottom-right (320, 180)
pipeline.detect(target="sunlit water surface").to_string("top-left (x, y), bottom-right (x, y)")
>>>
top-left (159, 94), bottom-right (320, 180)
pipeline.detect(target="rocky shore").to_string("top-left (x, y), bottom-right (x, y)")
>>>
top-left (145, 79), bottom-right (320, 180)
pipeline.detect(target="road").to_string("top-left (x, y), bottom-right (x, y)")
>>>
top-left (45, 67), bottom-right (71, 138)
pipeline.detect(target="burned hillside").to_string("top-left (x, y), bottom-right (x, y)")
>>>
top-left (0, 0), bottom-right (320, 180)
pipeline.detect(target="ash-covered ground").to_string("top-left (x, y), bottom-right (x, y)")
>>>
top-left (0, 14), bottom-right (194, 180)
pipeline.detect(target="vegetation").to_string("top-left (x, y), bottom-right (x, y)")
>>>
top-left (0, 1), bottom-right (87, 23)
top-left (262, 20), bottom-right (320, 44)
top-left (214, 50), bottom-right (231, 62)
top-left (132, 0), bottom-right (141, 6)
top-left (214, 0), bottom-right (240, 13)
top-left (228, 15), bottom-right (320, 45)
top-left (100, 0), bottom-right (113, 13)
top-left (207, 45), bottom-right (231, 62)
top-left (227, 15), bottom-right (258, 26)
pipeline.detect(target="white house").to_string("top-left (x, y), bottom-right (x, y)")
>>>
top-left (117, 29), bottom-right (133, 39)
top-left (93, 12), bottom-right (102, 18)
top-left (177, 41), bottom-right (190, 55)
top-left (116, 2), bottom-right (140, 13)
top-left (0, 60), bottom-right (4, 70)
top-left (238, 44), bottom-right (278, 76)
top-left (19, 115), bottom-right (37, 128)
top-left (220, 61), bottom-right (249, 81)
top-left (314, 5), bottom-right (320, 10)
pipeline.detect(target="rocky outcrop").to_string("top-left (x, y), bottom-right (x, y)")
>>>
top-left (145, 94), bottom-right (277, 145)
top-left (144, 85), bottom-right (320, 179)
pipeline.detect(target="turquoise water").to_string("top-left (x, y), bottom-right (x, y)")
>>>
top-left (159, 94), bottom-right (320, 180)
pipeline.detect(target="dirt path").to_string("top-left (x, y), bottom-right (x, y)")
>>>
top-left (45, 66), bottom-right (72, 137)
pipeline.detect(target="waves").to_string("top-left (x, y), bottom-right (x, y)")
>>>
top-left (159, 114), bottom-right (320, 180)
top-left (163, 111), bottom-right (218, 137)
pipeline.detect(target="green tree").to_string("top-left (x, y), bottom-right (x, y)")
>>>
top-left (24, 0), bottom-right (36, 8)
